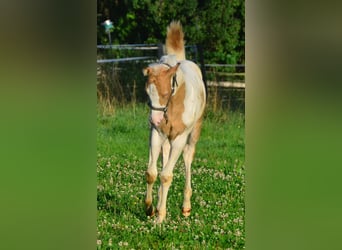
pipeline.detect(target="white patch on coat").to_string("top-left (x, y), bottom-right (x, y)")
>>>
top-left (179, 61), bottom-right (206, 127)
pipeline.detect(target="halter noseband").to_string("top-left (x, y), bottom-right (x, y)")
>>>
top-left (147, 63), bottom-right (178, 124)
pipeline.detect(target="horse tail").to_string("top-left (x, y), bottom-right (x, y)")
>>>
top-left (165, 21), bottom-right (186, 61)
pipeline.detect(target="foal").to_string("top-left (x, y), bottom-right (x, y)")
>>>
top-left (143, 21), bottom-right (206, 223)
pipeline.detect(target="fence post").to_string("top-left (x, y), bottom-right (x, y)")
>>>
top-left (158, 43), bottom-right (164, 58)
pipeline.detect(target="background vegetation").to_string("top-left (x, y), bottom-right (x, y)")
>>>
top-left (97, 105), bottom-right (245, 249)
top-left (97, 0), bottom-right (245, 109)
top-left (97, 0), bottom-right (245, 65)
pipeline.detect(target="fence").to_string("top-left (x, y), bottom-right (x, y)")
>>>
top-left (97, 44), bottom-right (245, 111)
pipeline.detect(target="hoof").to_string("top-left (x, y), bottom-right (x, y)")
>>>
top-left (146, 205), bottom-right (155, 217)
top-left (182, 208), bottom-right (191, 217)
top-left (155, 215), bottom-right (165, 224)
top-left (155, 210), bottom-right (165, 224)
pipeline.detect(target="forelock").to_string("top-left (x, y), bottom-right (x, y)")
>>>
top-left (147, 63), bottom-right (169, 75)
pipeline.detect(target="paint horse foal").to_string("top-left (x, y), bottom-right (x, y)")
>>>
top-left (143, 21), bottom-right (206, 223)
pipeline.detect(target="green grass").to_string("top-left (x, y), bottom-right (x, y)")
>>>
top-left (97, 104), bottom-right (245, 249)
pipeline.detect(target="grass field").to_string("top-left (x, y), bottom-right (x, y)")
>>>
top-left (97, 104), bottom-right (245, 249)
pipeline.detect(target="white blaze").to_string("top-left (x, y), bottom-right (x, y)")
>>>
top-left (147, 83), bottom-right (164, 126)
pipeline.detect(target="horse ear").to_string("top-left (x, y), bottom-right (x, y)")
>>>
top-left (143, 67), bottom-right (151, 76)
top-left (168, 62), bottom-right (180, 75)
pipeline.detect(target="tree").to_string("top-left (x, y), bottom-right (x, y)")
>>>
top-left (97, 0), bottom-right (245, 64)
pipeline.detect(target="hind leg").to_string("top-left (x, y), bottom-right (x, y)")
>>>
top-left (182, 143), bottom-right (194, 216)
top-left (156, 140), bottom-right (171, 213)
top-left (182, 118), bottom-right (203, 217)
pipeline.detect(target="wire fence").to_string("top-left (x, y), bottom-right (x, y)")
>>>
top-left (97, 44), bottom-right (245, 111)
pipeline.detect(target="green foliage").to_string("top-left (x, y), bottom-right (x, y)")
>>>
top-left (97, 104), bottom-right (245, 249)
top-left (97, 0), bottom-right (245, 64)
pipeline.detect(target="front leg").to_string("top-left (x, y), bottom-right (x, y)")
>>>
top-left (156, 132), bottom-right (189, 223)
top-left (156, 140), bottom-right (171, 211)
top-left (145, 128), bottom-right (165, 216)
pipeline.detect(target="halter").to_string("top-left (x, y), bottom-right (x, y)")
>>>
top-left (147, 63), bottom-right (178, 124)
